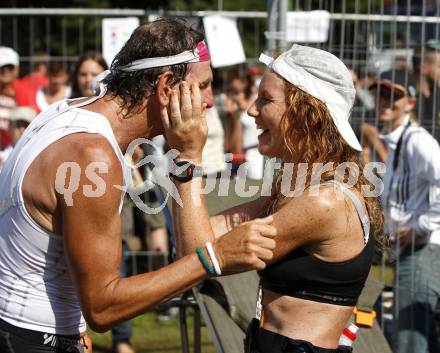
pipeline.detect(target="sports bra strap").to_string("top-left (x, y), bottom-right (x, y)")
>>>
top-left (322, 180), bottom-right (370, 244)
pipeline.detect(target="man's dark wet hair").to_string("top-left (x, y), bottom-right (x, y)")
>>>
top-left (102, 18), bottom-right (205, 115)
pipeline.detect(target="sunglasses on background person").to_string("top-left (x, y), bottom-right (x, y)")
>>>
top-left (369, 81), bottom-right (407, 102)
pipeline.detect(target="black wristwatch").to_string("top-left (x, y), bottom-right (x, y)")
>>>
top-left (169, 160), bottom-right (204, 182)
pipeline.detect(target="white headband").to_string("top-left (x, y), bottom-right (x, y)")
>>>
top-left (118, 50), bottom-right (199, 72)
top-left (93, 41), bottom-right (211, 94)
top-left (92, 51), bottom-right (197, 96)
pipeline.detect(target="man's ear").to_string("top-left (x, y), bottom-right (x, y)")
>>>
top-left (156, 71), bottom-right (175, 107)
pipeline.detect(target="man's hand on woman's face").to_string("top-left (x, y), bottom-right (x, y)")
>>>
top-left (160, 81), bottom-right (208, 164)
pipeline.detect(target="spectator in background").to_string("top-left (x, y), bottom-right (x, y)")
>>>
top-left (248, 65), bottom-right (263, 88)
top-left (0, 108), bottom-right (11, 161)
top-left (70, 51), bottom-right (108, 98)
top-left (0, 108), bottom-right (11, 152)
top-left (141, 135), bottom-right (170, 268)
top-left (14, 53), bottom-right (48, 114)
top-left (202, 107), bottom-right (227, 177)
top-left (366, 70), bottom-right (440, 353)
top-left (350, 68), bottom-right (375, 112)
top-left (224, 68), bottom-right (264, 179)
top-left (412, 42), bottom-right (440, 141)
top-left (0, 106), bottom-right (36, 170)
top-left (36, 61), bottom-right (70, 112)
top-left (0, 47), bottom-right (19, 150)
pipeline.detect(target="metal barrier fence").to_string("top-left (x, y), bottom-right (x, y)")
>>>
top-left (0, 8), bottom-right (267, 73)
top-left (2, 3), bottom-right (440, 352)
top-left (2, 5), bottom-right (440, 124)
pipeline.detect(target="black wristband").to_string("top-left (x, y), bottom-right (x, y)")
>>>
top-left (169, 160), bottom-right (204, 182)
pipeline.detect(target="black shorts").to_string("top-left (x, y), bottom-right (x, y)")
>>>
top-left (0, 318), bottom-right (85, 353)
top-left (244, 318), bottom-right (352, 353)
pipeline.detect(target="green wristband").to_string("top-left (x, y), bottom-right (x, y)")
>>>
top-left (196, 247), bottom-right (215, 275)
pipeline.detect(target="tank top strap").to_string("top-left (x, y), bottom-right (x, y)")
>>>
top-left (9, 90), bottom-right (130, 215)
top-left (322, 180), bottom-right (370, 244)
top-left (23, 91), bottom-right (106, 143)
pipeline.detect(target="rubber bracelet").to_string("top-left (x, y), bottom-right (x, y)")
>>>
top-left (196, 247), bottom-right (214, 275)
top-left (206, 242), bottom-right (222, 276)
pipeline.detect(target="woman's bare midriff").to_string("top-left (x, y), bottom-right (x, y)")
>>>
top-left (261, 288), bottom-right (353, 349)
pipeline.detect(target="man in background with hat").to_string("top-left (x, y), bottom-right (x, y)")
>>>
top-left (363, 69), bottom-right (440, 353)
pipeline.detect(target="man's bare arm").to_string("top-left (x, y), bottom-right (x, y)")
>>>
top-left (54, 134), bottom-right (275, 332)
top-left (58, 136), bottom-right (207, 332)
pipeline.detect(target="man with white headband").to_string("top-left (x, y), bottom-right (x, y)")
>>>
top-left (0, 18), bottom-right (277, 353)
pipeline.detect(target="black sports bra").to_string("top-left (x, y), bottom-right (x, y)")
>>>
top-left (259, 182), bottom-right (375, 307)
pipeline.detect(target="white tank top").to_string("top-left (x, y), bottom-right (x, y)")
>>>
top-left (0, 98), bottom-right (131, 335)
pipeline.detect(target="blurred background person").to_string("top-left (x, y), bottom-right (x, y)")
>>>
top-left (368, 70), bottom-right (440, 353)
top-left (350, 68), bottom-right (376, 112)
top-left (224, 67), bottom-right (264, 179)
top-left (412, 42), bottom-right (440, 142)
top-left (203, 106), bottom-right (227, 177)
top-left (14, 53), bottom-right (48, 114)
top-left (0, 106), bottom-right (36, 171)
top-left (0, 108), bottom-right (11, 157)
top-left (0, 47), bottom-right (19, 151)
top-left (70, 50), bottom-right (108, 98)
top-left (35, 61), bottom-right (70, 112)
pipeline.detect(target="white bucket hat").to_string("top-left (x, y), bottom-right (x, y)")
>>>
top-left (259, 44), bottom-right (362, 151)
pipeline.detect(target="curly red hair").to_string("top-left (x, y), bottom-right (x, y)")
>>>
top-left (266, 82), bottom-right (385, 248)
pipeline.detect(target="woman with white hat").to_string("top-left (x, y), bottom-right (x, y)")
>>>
top-left (161, 44), bottom-right (384, 353)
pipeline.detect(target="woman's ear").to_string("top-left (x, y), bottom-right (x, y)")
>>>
top-left (157, 71), bottom-right (175, 107)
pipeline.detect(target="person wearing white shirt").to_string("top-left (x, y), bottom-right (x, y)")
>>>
top-left (369, 69), bottom-right (440, 353)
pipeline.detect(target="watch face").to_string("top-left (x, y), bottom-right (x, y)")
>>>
top-left (169, 160), bottom-right (204, 182)
top-left (170, 160), bottom-right (196, 182)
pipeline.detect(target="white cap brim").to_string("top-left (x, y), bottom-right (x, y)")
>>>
top-left (330, 107), bottom-right (363, 151)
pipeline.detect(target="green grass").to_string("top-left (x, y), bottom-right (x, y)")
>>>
top-left (88, 312), bottom-right (216, 353)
